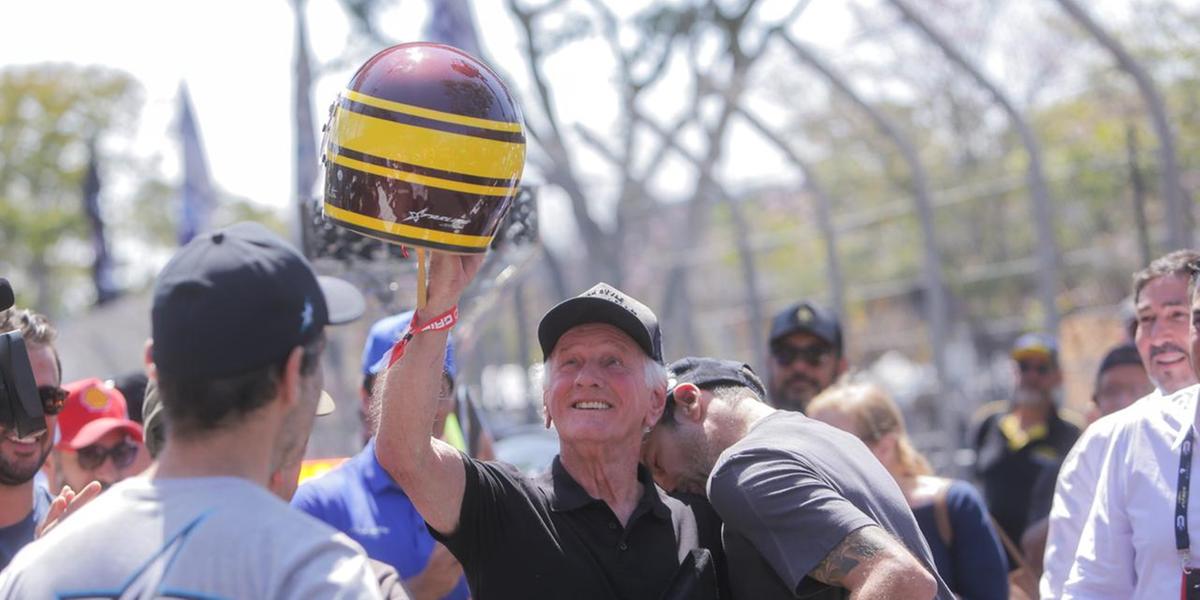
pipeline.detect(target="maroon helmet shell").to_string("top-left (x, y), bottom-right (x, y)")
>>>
top-left (322, 43), bottom-right (526, 254)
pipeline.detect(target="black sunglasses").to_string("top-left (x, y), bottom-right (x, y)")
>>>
top-left (772, 343), bottom-right (832, 367)
top-left (1018, 361), bottom-right (1053, 375)
top-left (37, 386), bottom-right (67, 416)
top-left (76, 440), bottom-right (139, 471)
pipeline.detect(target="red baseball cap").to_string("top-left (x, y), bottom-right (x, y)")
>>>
top-left (56, 378), bottom-right (144, 450)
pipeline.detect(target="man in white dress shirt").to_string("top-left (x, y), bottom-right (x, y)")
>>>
top-left (1062, 252), bottom-right (1200, 600)
top-left (1041, 250), bottom-right (1200, 599)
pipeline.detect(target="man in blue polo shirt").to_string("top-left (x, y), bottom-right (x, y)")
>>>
top-left (292, 312), bottom-right (469, 600)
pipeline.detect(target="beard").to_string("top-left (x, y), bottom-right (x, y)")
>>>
top-left (0, 437), bottom-right (52, 486)
top-left (771, 374), bottom-right (822, 413)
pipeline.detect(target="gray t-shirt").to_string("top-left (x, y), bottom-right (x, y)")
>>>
top-left (708, 411), bottom-right (953, 599)
top-left (0, 476), bottom-right (381, 600)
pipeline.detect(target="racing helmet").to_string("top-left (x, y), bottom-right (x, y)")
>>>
top-left (322, 43), bottom-right (526, 254)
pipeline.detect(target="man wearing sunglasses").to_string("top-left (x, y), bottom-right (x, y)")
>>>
top-left (48, 378), bottom-right (147, 494)
top-left (970, 333), bottom-right (1081, 544)
top-left (766, 301), bottom-right (848, 414)
top-left (0, 307), bottom-right (63, 570)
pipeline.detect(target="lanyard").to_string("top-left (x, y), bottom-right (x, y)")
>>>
top-left (1178, 427), bottom-right (1195, 570)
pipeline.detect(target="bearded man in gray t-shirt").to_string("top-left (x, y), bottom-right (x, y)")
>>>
top-left (643, 357), bottom-right (953, 600)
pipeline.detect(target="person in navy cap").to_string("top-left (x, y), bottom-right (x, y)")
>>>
top-left (766, 300), bottom-right (848, 414)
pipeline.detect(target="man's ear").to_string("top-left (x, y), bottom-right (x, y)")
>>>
top-left (672, 383), bottom-right (708, 424)
top-left (645, 381), bottom-right (667, 430)
top-left (143, 339), bottom-right (157, 381)
top-left (278, 346), bottom-right (305, 411)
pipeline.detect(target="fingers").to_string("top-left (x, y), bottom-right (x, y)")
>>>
top-left (36, 497), bottom-right (68, 538)
top-left (67, 481), bottom-right (103, 516)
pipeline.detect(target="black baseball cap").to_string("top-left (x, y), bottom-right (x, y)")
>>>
top-left (152, 222), bottom-right (365, 378)
top-left (769, 300), bottom-right (842, 350)
top-left (666, 357), bottom-right (766, 400)
top-left (538, 283), bottom-right (663, 363)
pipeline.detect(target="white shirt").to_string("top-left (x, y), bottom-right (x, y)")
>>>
top-left (1040, 388), bottom-right (1163, 600)
top-left (1063, 384), bottom-right (1200, 600)
top-left (0, 476), bottom-right (382, 600)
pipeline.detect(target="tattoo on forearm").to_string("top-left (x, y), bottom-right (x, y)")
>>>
top-left (811, 526), bottom-right (889, 586)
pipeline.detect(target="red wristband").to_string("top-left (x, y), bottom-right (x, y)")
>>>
top-left (386, 305), bottom-right (458, 369)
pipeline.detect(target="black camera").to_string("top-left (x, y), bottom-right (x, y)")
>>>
top-left (0, 278), bottom-right (47, 437)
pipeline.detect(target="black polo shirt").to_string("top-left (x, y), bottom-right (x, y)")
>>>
top-left (972, 408), bottom-right (1081, 542)
top-left (431, 455), bottom-right (724, 600)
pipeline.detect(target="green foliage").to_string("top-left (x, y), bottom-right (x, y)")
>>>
top-left (0, 64), bottom-right (143, 314)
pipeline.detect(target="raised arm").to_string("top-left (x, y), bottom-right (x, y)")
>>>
top-left (374, 252), bottom-right (484, 535)
top-left (810, 525), bottom-right (937, 599)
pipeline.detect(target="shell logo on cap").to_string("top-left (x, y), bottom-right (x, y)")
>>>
top-left (795, 306), bottom-right (814, 324)
top-left (82, 386), bottom-right (111, 412)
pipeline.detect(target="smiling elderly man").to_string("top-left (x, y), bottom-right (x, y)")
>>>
top-left (373, 254), bottom-right (724, 600)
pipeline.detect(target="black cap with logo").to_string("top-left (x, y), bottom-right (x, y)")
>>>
top-left (538, 283), bottom-right (663, 363)
top-left (152, 222), bottom-right (365, 378)
top-left (768, 300), bottom-right (843, 352)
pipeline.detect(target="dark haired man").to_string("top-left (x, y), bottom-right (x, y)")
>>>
top-left (1041, 251), bottom-right (1200, 599)
top-left (642, 356), bottom-right (950, 599)
top-left (0, 222), bottom-right (379, 598)
top-left (1061, 251), bottom-right (1200, 599)
top-left (766, 300), bottom-right (847, 414)
top-left (0, 307), bottom-right (62, 569)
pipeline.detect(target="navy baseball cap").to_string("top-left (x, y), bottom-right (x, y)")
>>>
top-left (363, 310), bottom-right (457, 378)
top-left (538, 283), bottom-right (663, 363)
top-left (666, 357), bottom-right (767, 400)
top-left (152, 222), bottom-right (365, 378)
top-left (769, 300), bottom-right (842, 350)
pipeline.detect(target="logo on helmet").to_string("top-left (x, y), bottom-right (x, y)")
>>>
top-left (402, 207), bottom-right (471, 232)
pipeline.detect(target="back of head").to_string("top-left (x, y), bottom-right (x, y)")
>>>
top-left (151, 222), bottom-right (363, 440)
top-left (808, 382), bottom-right (931, 477)
top-left (0, 307), bottom-right (60, 378)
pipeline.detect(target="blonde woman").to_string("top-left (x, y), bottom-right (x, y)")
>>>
top-left (809, 383), bottom-right (1009, 600)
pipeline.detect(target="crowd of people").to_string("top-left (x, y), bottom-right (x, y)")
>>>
top-left (0, 221), bottom-right (1197, 600)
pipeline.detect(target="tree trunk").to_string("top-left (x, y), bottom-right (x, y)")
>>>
top-left (889, 0), bottom-right (1061, 336)
top-left (1127, 123), bottom-right (1152, 265)
top-left (512, 281), bottom-right (538, 422)
top-left (782, 34), bottom-right (950, 390)
top-left (290, 0), bottom-right (318, 251)
top-left (735, 107), bottom-right (846, 319)
top-left (1055, 0), bottom-right (1192, 251)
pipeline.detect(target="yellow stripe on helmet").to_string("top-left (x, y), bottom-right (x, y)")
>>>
top-left (334, 106), bottom-right (525, 180)
top-left (327, 150), bottom-right (517, 198)
top-left (344, 89), bottom-right (523, 133)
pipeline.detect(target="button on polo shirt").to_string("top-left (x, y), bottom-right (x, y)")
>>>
top-left (432, 455), bottom-right (722, 600)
